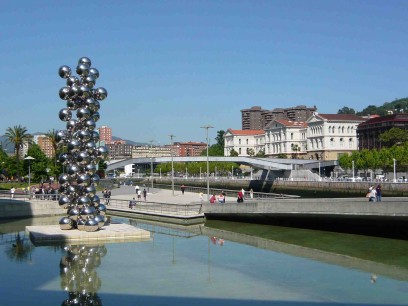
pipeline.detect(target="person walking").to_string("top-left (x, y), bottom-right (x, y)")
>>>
top-left (10, 186), bottom-right (15, 199)
top-left (143, 188), bottom-right (147, 201)
top-left (181, 184), bottom-right (186, 195)
top-left (135, 185), bottom-right (139, 195)
top-left (129, 198), bottom-right (136, 209)
top-left (368, 186), bottom-right (377, 202)
top-left (250, 188), bottom-right (254, 199)
top-left (237, 190), bottom-right (244, 203)
top-left (375, 184), bottom-right (382, 202)
top-left (106, 189), bottom-right (111, 205)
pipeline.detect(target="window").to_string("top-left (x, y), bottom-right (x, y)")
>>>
top-left (330, 138), bottom-right (334, 146)
top-left (239, 139), bottom-right (241, 145)
top-left (239, 148), bottom-right (241, 154)
top-left (246, 139), bottom-right (248, 145)
top-left (291, 133), bottom-right (293, 140)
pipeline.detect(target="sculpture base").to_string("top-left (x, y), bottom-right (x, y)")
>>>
top-left (26, 223), bottom-right (151, 246)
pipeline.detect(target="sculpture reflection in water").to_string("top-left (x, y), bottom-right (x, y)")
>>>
top-left (56, 57), bottom-right (109, 232)
top-left (60, 244), bottom-right (107, 305)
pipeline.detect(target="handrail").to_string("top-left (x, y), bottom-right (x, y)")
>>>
top-left (105, 198), bottom-right (203, 216)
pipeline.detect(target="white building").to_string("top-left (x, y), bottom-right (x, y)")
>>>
top-left (224, 129), bottom-right (265, 156)
top-left (306, 113), bottom-right (366, 160)
top-left (264, 119), bottom-right (307, 158)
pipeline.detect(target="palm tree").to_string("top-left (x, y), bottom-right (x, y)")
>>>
top-left (4, 125), bottom-right (32, 179)
top-left (45, 129), bottom-right (58, 168)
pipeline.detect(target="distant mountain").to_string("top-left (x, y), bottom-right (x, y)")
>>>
top-left (0, 135), bottom-right (13, 153)
top-left (112, 136), bottom-right (147, 146)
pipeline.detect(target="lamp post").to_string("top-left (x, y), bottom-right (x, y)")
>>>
top-left (318, 162), bottom-right (321, 180)
top-left (201, 125), bottom-right (213, 200)
top-left (169, 134), bottom-right (175, 196)
top-left (25, 156), bottom-right (35, 198)
top-left (149, 140), bottom-right (155, 192)
top-left (352, 160), bottom-right (355, 182)
top-left (393, 158), bottom-right (396, 182)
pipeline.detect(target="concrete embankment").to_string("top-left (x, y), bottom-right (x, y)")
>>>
top-left (0, 197), bottom-right (65, 220)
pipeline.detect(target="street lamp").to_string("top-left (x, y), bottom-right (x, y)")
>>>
top-left (149, 140), bottom-right (155, 192)
top-left (393, 158), bottom-right (396, 182)
top-left (25, 156), bottom-right (35, 198)
top-left (169, 134), bottom-right (175, 196)
top-left (352, 160), bottom-right (355, 182)
top-left (201, 125), bottom-right (213, 200)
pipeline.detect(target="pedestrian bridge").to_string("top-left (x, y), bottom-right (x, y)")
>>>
top-left (106, 156), bottom-right (338, 172)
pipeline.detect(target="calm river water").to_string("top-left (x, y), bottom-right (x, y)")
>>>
top-left (0, 216), bottom-right (407, 305)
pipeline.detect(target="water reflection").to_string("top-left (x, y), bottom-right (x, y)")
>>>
top-left (60, 244), bottom-right (107, 305)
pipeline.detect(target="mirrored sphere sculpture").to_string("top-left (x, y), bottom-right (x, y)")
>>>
top-left (57, 57), bottom-right (109, 231)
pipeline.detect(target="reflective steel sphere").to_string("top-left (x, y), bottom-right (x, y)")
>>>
top-left (93, 87), bottom-right (107, 100)
top-left (85, 162), bottom-right (97, 174)
top-left (68, 207), bottom-right (80, 221)
top-left (84, 218), bottom-right (99, 232)
top-left (84, 185), bottom-right (96, 196)
top-left (91, 195), bottom-right (100, 206)
top-left (67, 140), bottom-right (81, 153)
top-left (97, 203), bottom-right (106, 215)
top-left (58, 174), bottom-right (72, 185)
top-left (59, 196), bottom-right (72, 207)
top-left (59, 108), bottom-right (72, 122)
top-left (55, 130), bottom-right (66, 144)
top-left (96, 146), bottom-right (108, 158)
top-left (77, 108), bottom-right (91, 120)
top-left (78, 57), bottom-right (92, 66)
top-left (59, 217), bottom-right (73, 230)
top-left (91, 111), bottom-right (100, 122)
top-left (85, 119), bottom-right (96, 131)
top-left (66, 75), bottom-right (80, 87)
top-left (76, 63), bottom-right (90, 77)
top-left (89, 67), bottom-right (99, 79)
top-left (58, 65), bottom-right (72, 79)
top-left (94, 215), bottom-right (105, 228)
top-left (59, 87), bottom-right (71, 100)
top-left (90, 174), bottom-right (100, 185)
top-left (76, 218), bottom-right (86, 231)
top-left (77, 173), bottom-right (91, 186)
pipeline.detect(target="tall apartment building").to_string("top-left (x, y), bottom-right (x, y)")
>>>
top-left (98, 126), bottom-right (112, 144)
top-left (241, 105), bottom-right (317, 130)
top-left (33, 134), bottom-right (55, 158)
top-left (241, 106), bottom-right (264, 130)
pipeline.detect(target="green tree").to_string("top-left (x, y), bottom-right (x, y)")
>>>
top-left (4, 125), bottom-right (32, 179)
top-left (337, 106), bottom-right (356, 114)
top-left (378, 128), bottom-right (408, 147)
top-left (26, 143), bottom-right (49, 182)
top-left (229, 149), bottom-right (238, 157)
top-left (246, 148), bottom-right (255, 156)
top-left (215, 130), bottom-right (225, 147)
top-left (255, 149), bottom-right (265, 157)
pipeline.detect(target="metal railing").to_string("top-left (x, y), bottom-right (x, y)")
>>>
top-left (153, 184), bottom-right (299, 200)
top-left (0, 190), bottom-right (60, 201)
top-left (105, 198), bottom-right (203, 216)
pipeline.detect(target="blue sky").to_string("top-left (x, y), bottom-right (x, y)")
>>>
top-left (1, 0), bottom-right (408, 145)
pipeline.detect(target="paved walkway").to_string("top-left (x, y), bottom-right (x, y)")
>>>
top-left (105, 185), bottom-right (236, 205)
